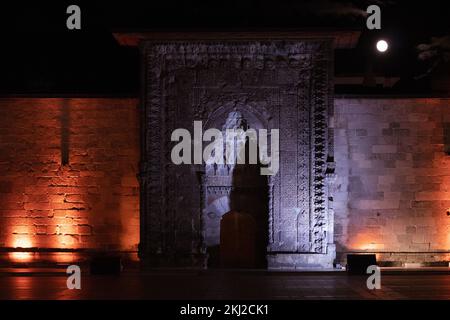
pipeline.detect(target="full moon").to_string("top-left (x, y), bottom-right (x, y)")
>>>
top-left (376, 40), bottom-right (389, 53)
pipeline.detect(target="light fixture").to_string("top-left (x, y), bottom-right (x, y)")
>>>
top-left (376, 39), bottom-right (389, 53)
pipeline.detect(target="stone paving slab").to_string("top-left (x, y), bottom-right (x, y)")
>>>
top-left (0, 270), bottom-right (449, 300)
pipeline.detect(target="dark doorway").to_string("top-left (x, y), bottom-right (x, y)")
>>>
top-left (205, 111), bottom-right (269, 269)
top-left (220, 210), bottom-right (257, 268)
top-left (220, 136), bottom-right (269, 268)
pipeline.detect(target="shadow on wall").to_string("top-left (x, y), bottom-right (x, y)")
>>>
top-left (444, 123), bottom-right (450, 155)
top-left (220, 142), bottom-right (269, 269)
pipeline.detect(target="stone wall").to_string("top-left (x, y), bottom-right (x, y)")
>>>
top-left (334, 98), bottom-right (450, 266)
top-left (1, 96), bottom-right (448, 267)
top-left (0, 98), bottom-right (140, 264)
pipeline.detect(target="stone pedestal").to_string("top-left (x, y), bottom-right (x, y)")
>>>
top-left (268, 245), bottom-right (336, 270)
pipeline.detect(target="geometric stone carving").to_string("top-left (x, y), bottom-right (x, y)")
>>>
top-left (139, 38), bottom-right (335, 269)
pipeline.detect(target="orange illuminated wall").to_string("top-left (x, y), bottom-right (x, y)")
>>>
top-left (0, 97), bottom-right (140, 262)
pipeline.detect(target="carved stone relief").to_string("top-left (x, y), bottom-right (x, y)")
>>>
top-left (139, 39), bottom-right (335, 269)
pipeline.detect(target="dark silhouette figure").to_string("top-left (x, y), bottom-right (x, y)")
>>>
top-left (220, 139), bottom-right (269, 268)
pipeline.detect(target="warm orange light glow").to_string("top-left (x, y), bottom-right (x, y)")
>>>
top-left (349, 233), bottom-right (384, 251)
top-left (0, 98), bottom-right (140, 266)
top-left (9, 237), bottom-right (34, 262)
top-left (52, 253), bottom-right (78, 264)
top-left (58, 225), bottom-right (78, 248)
top-left (9, 252), bottom-right (33, 262)
top-left (362, 243), bottom-right (384, 251)
top-left (13, 237), bottom-right (32, 248)
top-left (447, 230), bottom-right (450, 250)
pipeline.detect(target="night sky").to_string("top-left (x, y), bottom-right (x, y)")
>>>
top-left (0, 0), bottom-right (448, 95)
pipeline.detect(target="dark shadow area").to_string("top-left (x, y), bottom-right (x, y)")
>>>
top-left (220, 141), bottom-right (269, 269)
top-left (60, 100), bottom-right (70, 166)
top-left (0, 1), bottom-right (448, 96)
top-left (444, 123), bottom-right (450, 155)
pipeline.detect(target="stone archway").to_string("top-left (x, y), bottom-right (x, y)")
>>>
top-left (201, 110), bottom-right (269, 268)
top-left (138, 36), bottom-right (336, 269)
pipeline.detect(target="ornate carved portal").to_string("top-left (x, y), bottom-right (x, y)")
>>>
top-left (139, 39), bottom-right (336, 269)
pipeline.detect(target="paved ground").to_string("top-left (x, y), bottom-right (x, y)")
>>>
top-left (0, 269), bottom-right (449, 300)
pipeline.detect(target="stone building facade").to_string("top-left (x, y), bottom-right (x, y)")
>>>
top-left (0, 96), bottom-right (448, 267)
top-left (0, 34), bottom-right (448, 268)
top-left (138, 38), bottom-right (336, 269)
